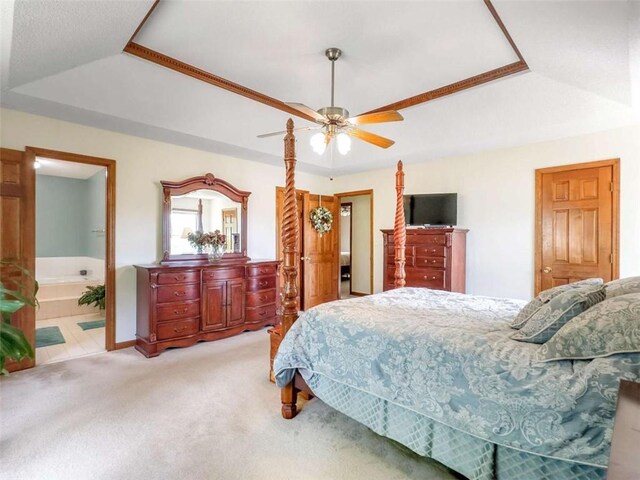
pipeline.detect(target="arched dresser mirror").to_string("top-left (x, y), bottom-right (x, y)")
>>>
top-left (161, 173), bottom-right (250, 263)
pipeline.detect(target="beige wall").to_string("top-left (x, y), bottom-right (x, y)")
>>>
top-left (332, 124), bottom-right (640, 300)
top-left (339, 194), bottom-right (372, 295)
top-left (0, 108), bottom-right (332, 342)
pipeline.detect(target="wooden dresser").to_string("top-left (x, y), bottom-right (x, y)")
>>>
top-left (134, 260), bottom-right (279, 357)
top-left (382, 228), bottom-right (468, 292)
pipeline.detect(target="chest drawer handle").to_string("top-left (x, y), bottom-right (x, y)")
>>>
top-left (259, 295), bottom-right (267, 302)
top-left (258, 269), bottom-right (266, 274)
top-left (258, 281), bottom-right (268, 287)
top-left (174, 275), bottom-right (185, 281)
top-left (258, 310), bottom-right (266, 316)
top-left (174, 307), bottom-right (188, 315)
top-left (174, 290), bottom-right (186, 297)
top-left (424, 275), bottom-right (437, 281)
top-left (174, 326), bottom-right (187, 333)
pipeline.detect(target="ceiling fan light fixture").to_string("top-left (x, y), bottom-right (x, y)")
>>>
top-left (310, 132), bottom-right (327, 155)
top-left (337, 132), bottom-right (351, 155)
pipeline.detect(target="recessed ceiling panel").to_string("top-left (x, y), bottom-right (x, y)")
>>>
top-left (135, 0), bottom-right (519, 115)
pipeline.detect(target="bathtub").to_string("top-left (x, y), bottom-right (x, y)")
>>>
top-left (36, 257), bottom-right (105, 321)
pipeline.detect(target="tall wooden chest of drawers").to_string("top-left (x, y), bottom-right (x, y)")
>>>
top-left (134, 260), bottom-right (279, 357)
top-left (382, 228), bottom-right (468, 293)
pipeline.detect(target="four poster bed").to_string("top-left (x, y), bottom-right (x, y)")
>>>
top-left (272, 119), bottom-right (633, 480)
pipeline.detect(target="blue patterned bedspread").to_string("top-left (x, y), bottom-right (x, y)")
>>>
top-left (274, 288), bottom-right (640, 467)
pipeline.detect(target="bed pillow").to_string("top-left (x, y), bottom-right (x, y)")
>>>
top-left (510, 278), bottom-right (604, 330)
top-left (511, 285), bottom-right (606, 344)
top-left (536, 292), bottom-right (640, 362)
top-left (605, 276), bottom-right (640, 299)
top-left (537, 278), bottom-right (604, 303)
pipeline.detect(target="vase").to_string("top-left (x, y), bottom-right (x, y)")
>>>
top-left (208, 244), bottom-right (224, 262)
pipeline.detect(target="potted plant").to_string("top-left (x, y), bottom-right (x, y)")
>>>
top-left (187, 230), bottom-right (226, 262)
top-left (78, 284), bottom-right (106, 311)
top-left (0, 262), bottom-right (37, 375)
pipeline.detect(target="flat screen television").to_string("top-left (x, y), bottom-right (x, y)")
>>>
top-left (403, 193), bottom-right (457, 226)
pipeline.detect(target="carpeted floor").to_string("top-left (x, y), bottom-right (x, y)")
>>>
top-left (0, 329), bottom-right (459, 480)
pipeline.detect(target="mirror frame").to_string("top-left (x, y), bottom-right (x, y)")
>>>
top-left (161, 173), bottom-right (250, 263)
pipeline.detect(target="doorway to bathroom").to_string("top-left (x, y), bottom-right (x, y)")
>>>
top-left (27, 147), bottom-right (116, 365)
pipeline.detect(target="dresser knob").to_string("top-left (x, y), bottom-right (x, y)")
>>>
top-left (174, 326), bottom-right (186, 333)
top-left (174, 291), bottom-right (186, 297)
top-left (424, 275), bottom-right (437, 280)
top-left (174, 308), bottom-right (188, 315)
top-left (259, 310), bottom-right (266, 316)
top-left (259, 281), bottom-right (268, 287)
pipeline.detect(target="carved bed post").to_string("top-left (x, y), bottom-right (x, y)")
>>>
top-left (280, 118), bottom-right (301, 419)
top-left (394, 161), bottom-right (407, 288)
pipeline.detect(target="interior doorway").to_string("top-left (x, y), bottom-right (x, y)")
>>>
top-left (336, 190), bottom-right (373, 298)
top-left (339, 202), bottom-right (353, 298)
top-left (26, 147), bottom-right (116, 364)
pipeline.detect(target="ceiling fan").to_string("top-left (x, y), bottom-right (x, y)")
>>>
top-left (258, 48), bottom-right (404, 155)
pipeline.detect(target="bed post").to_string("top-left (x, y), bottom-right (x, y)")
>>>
top-left (280, 118), bottom-right (301, 419)
top-left (394, 160), bottom-right (406, 288)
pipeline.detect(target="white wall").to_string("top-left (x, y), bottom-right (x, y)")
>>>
top-left (1, 108), bottom-right (331, 342)
top-left (332, 124), bottom-right (640, 300)
top-left (339, 194), bottom-right (372, 294)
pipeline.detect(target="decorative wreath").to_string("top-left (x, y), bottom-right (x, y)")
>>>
top-left (310, 206), bottom-right (333, 236)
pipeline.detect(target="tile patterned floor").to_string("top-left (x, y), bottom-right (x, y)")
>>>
top-left (36, 313), bottom-right (105, 365)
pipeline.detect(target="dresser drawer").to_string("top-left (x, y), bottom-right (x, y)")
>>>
top-left (247, 276), bottom-right (276, 292)
top-left (246, 304), bottom-right (277, 323)
top-left (415, 245), bottom-right (446, 257)
top-left (405, 268), bottom-right (446, 289)
top-left (157, 300), bottom-right (200, 322)
top-left (203, 267), bottom-right (245, 281)
top-left (407, 234), bottom-right (448, 246)
top-left (386, 254), bottom-right (415, 266)
top-left (156, 317), bottom-right (199, 340)
top-left (414, 257), bottom-right (446, 269)
top-left (246, 289), bottom-right (276, 307)
top-left (247, 264), bottom-right (277, 277)
top-left (385, 245), bottom-right (413, 257)
top-left (156, 270), bottom-right (199, 285)
top-left (157, 283), bottom-right (200, 303)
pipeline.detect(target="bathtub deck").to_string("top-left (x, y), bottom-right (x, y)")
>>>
top-left (36, 313), bottom-right (105, 365)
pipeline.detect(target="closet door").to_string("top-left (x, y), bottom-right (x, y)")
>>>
top-left (0, 148), bottom-right (36, 372)
top-left (303, 194), bottom-right (339, 309)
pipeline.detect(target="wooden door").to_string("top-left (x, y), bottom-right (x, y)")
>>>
top-left (303, 194), bottom-right (339, 309)
top-left (276, 187), bottom-right (305, 309)
top-left (226, 278), bottom-right (245, 327)
top-left (0, 148), bottom-right (36, 372)
top-left (202, 280), bottom-right (226, 330)
top-left (537, 160), bottom-right (619, 294)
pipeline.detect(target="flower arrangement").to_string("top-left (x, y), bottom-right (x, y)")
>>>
top-left (187, 230), bottom-right (227, 250)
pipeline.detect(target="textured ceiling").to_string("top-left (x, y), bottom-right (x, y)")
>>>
top-left (2, 0), bottom-right (639, 176)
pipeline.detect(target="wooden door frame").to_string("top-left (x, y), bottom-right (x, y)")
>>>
top-left (25, 147), bottom-right (119, 351)
top-left (339, 202), bottom-right (353, 296)
top-left (534, 158), bottom-right (620, 295)
top-left (334, 189), bottom-right (374, 295)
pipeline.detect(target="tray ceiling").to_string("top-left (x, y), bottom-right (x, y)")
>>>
top-left (2, 0), bottom-right (638, 176)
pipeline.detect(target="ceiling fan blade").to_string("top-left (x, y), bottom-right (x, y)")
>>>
top-left (347, 110), bottom-right (404, 125)
top-left (257, 126), bottom-right (321, 138)
top-left (285, 103), bottom-right (327, 123)
top-left (347, 128), bottom-right (395, 149)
